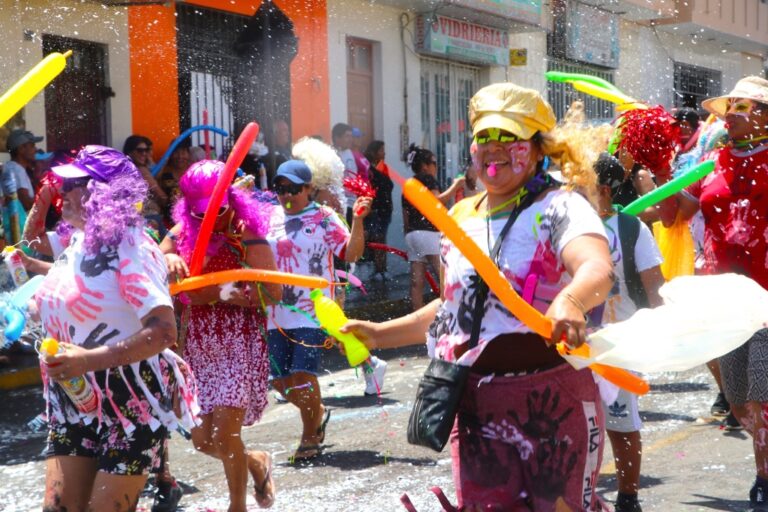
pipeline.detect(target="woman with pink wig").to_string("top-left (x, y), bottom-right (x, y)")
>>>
top-left (160, 160), bottom-right (281, 510)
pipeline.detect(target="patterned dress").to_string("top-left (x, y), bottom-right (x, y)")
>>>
top-left (183, 236), bottom-right (269, 426)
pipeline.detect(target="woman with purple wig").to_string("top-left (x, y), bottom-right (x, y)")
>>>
top-left (26, 146), bottom-right (199, 511)
top-left (160, 160), bottom-right (280, 510)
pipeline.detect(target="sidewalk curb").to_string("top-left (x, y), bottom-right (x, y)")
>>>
top-left (0, 365), bottom-right (41, 390)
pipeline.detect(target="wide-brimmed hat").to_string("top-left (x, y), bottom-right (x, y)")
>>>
top-left (53, 145), bottom-right (139, 183)
top-left (179, 160), bottom-right (230, 214)
top-left (469, 83), bottom-right (556, 140)
top-left (702, 76), bottom-right (768, 118)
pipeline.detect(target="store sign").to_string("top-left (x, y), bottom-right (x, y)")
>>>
top-left (509, 48), bottom-right (528, 66)
top-left (415, 15), bottom-right (510, 66)
top-left (566, 2), bottom-right (619, 69)
top-left (445, 0), bottom-right (542, 25)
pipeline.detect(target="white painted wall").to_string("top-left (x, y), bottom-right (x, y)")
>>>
top-left (617, 20), bottom-right (763, 108)
top-left (0, 1), bottom-right (131, 159)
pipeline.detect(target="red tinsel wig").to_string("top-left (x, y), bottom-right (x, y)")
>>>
top-left (616, 106), bottom-right (680, 173)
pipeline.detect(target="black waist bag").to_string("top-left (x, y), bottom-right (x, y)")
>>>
top-left (407, 189), bottom-right (536, 452)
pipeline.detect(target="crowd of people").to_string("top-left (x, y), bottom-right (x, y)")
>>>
top-left (0, 74), bottom-right (767, 511)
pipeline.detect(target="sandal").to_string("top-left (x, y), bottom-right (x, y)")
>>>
top-left (254, 452), bottom-right (275, 508)
top-left (317, 408), bottom-right (332, 444)
top-left (293, 443), bottom-right (322, 461)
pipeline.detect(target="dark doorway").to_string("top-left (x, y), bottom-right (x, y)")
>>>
top-left (176, 2), bottom-right (297, 157)
top-left (42, 35), bottom-right (111, 151)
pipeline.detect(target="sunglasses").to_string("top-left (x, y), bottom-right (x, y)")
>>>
top-left (134, 147), bottom-right (151, 153)
top-left (62, 177), bottom-right (91, 193)
top-left (274, 182), bottom-right (304, 196)
top-left (474, 128), bottom-right (523, 145)
top-left (191, 206), bottom-right (229, 220)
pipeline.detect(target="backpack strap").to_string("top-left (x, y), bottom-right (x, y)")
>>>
top-left (617, 212), bottom-right (649, 309)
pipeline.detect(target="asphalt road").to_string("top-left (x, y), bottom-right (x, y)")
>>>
top-left (0, 343), bottom-right (760, 512)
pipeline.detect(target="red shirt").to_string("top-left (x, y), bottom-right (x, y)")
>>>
top-left (686, 144), bottom-right (768, 290)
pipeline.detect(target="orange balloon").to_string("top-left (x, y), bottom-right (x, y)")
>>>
top-left (556, 343), bottom-right (650, 395)
top-left (169, 269), bottom-right (328, 296)
top-left (400, 176), bottom-right (650, 395)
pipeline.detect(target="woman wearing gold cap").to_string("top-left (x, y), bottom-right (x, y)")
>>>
top-left (659, 76), bottom-right (768, 510)
top-left (343, 83), bottom-right (613, 510)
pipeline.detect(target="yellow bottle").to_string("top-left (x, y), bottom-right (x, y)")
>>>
top-left (40, 338), bottom-right (98, 414)
top-left (309, 289), bottom-right (370, 367)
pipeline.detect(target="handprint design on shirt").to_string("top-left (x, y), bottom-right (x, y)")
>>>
top-left (65, 274), bottom-right (105, 322)
top-left (117, 260), bottom-right (150, 308)
top-left (725, 199), bottom-right (755, 246)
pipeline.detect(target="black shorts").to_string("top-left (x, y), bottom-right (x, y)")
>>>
top-left (46, 359), bottom-right (171, 476)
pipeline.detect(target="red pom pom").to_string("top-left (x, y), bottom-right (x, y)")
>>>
top-left (343, 176), bottom-right (376, 199)
top-left (616, 106), bottom-right (680, 173)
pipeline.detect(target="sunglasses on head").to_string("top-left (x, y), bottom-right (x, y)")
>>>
top-left (474, 128), bottom-right (523, 145)
top-left (274, 182), bottom-right (304, 196)
top-left (191, 206), bottom-right (230, 220)
top-left (62, 177), bottom-right (91, 193)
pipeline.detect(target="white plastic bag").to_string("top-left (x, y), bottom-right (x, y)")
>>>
top-left (565, 274), bottom-right (768, 373)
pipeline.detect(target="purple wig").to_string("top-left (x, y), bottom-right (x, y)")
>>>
top-left (54, 147), bottom-right (147, 254)
top-left (172, 160), bottom-right (270, 262)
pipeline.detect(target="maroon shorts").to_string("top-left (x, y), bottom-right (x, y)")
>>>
top-left (450, 363), bottom-right (605, 511)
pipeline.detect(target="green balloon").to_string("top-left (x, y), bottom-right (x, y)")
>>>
top-left (622, 160), bottom-right (716, 216)
top-left (545, 71), bottom-right (621, 93)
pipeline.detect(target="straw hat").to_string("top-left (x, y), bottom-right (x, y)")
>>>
top-left (702, 76), bottom-right (768, 118)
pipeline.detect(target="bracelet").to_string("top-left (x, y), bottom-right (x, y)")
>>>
top-left (562, 291), bottom-right (586, 314)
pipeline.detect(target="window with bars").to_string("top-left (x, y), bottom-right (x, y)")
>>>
top-left (673, 62), bottom-right (722, 111)
top-left (546, 59), bottom-right (615, 122)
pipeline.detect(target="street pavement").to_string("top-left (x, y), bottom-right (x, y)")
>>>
top-left (0, 343), bottom-right (760, 512)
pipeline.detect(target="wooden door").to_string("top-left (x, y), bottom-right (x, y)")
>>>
top-left (43, 35), bottom-right (111, 151)
top-left (346, 38), bottom-right (374, 149)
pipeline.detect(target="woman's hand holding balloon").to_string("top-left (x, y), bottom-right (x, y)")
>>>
top-left (546, 291), bottom-right (588, 349)
top-left (165, 253), bottom-right (189, 282)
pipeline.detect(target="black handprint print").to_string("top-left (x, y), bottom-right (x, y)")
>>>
top-left (509, 386), bottom-right (572, 441)
top-left (282, 285), bottom-right (304, 307)
top-left (307, 244), bottom-right (324, 276)
top-left (81, 323), bottom-right (121, 349)
top-left (457, 274), bottom-right (484, 334)
top-left (530, 436), bottom-right (579, 499)
top-left (80, 247), bottom-right (119, 277)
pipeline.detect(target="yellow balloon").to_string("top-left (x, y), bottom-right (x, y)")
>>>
top-left (571, 80), bottom-right (647, 111)
top-left (0, 50), bottom-right (72, 127)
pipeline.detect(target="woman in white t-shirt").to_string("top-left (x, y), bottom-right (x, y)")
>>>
top-left (343, 83), bottom-right (614, 510)
top-left (594, 152), bottom-right (664, 512)
top-left (28, 146), bottom-right (198, 512)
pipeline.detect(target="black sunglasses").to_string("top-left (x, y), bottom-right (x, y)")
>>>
top-left (191, 206), bottom-right (229, 220)
top-left (274, 182), bottom-right (304, 196)
top-left (134, 147), bottom-right (151, 153)
top-left (62, 177), bottom-right (91, 193)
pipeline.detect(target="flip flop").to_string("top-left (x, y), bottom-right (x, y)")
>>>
top-left (293, 443), bottom-right (322, 461)
top-left (254, 452), bottom-right (275, 508)
top-left (317, 408), bottom-right (332, 444)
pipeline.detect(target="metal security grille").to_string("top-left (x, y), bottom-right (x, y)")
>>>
top-left (420, 58), bottom-right (482, 184)
top-left (673, 62), bottom-right (722, 110)
top-left (176, 3), bottom-right (296, 155)
top-left (547, 59), bottom-right (615, 122)
top-left (176, 5), bottom-right (247, 154)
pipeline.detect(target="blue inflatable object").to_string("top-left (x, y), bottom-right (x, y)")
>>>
top-left (150, 125), bottom-right (229, 176)
top-left (1, 275), bottom-right (44, 343)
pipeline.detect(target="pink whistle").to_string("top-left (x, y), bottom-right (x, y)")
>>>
top-left (487, 163), bottom-right (497, 177)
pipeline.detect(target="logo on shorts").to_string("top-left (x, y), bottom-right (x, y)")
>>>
top-left (608, 400), bottom-right (629, 418)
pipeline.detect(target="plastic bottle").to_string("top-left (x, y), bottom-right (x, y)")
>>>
top-left (309, 289), bottom-right (370, 367)
top-left (40, 338), bottom-right (98, 414)
top-left (3, 246), bottom-right (29, 287)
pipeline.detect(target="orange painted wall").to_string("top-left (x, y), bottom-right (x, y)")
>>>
top-left (129, 0), bottom-right (330, 154)
top-left (127, 5), bottom-right (180, 162)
